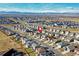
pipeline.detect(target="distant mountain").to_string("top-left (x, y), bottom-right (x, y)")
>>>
top-left (0, 11), bottom-right (79, 16)
top-left (0, 11), bottom-right (21, 14)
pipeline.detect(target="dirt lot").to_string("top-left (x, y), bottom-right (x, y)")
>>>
top-left (0, 31), bottom-right (28, 55)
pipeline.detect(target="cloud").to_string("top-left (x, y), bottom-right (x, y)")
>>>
top-left (0, 7), bottom-right (79, 13)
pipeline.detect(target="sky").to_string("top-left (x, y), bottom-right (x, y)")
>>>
top-left (0, 3), bottom-right (79, 13)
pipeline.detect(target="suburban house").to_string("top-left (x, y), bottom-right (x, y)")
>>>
top-left (35, 46), bottom-right (55, 56)
top-left (59, 30), bottom-right (65, 35)
top-left (22, 39), bottom-right (40, 50)
top-left (69, 32), bottom-right (75, 37)
top-left (13, 33), bottom-right (20, 38)
top-left (31, 41), bottom-right (40, 50)
top-left (55, 29), bottom-right (60, 33)
top-left (3, 28), bottom-right (15, 36)
top-left (62, 43), bottom-right (78, 54)
top-left (15, 35), bottom-right (21, 41)
top-left (59, 35), bottom-right (65, 40)
top-left (35, 46), bottom-right (46, 56)
top-left (24, 40), bottom-right (32, 48)
top-left (75, 49), bottom-right (79, 55)
top-left (53, 33), bottom-right (59, 38)
top-left (52, 29), bottom-right (56, 33)
top-left (75, 33), bottom-right (79, 39)
top-left (55, 41), bottom-right (69, 49)
top-left (20, 37), bottom-right (29, 44)
top-left (64, 31), bottom-right (70, 36)
top-left (74, 38), bottom-right (79, 44)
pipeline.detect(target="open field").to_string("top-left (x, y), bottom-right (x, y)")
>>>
top-left (0, 31), bottom-right (30, 55)
top-left (0, 31), bottom-right (25, 53)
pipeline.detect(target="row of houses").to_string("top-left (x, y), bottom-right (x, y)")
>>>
top-left (48, 21), bottom-right (79, 28)
top-left (31, 28), bottom-right (79, 55)
top-left (0, 26), bottom-right (21, 41)
top-left (20, 37), bottom-right (55, 56)
top-left (0, 26), bottom-right (16, 36)
top-left (50, 28), bottom-right (79, 39)
top-left (55, 40), bottom-right (79, 55)
top-left (0, 26), bottom-right (55, 56)
top-left (0, 17), bottom-right (16, 24)
top-left (12, 24), bottom-right (27, 33)
top-left (9, 24), bottom-right (36, 35)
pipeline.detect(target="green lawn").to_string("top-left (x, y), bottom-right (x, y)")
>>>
top-left (25, 48), bottom-right (36, 56)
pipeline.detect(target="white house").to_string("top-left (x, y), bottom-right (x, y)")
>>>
top-left (31, 42), bottom-right (39, 50)
top-left (60, 30), bottom-right (64, 35)
top-left (21, 37), bottom-right (28, 44)
top-left (52, 29), bottom-right (56, 33)
top-left (74, 39), bottom-right (79, 44)
top-left (75, 33), bottom-right (79, 39)
top-left (64, 31), bottom-right (69, 36)
top-left (56, 29), bottom-right (60, 33)
top-left (24, 40), bottom-right (32, 48)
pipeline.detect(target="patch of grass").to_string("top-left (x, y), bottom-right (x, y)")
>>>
top-left (25, 48), bottom-right (36, 56)
top-left (25, 48), bottom-right (33, 53)
top-left (29, 52), bottom-right (37, 56)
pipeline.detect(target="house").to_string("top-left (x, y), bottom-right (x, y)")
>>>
top-left (38, 50), bottom-right (55, 56)
top-left (55, 41), bottom-right (69, 49)
top-left (75, 48), bottom-right (79, 55)
top-left (35, 46), bottom-right (55, 56)
top-left (46, 50), bottom-right (55, 56)
top-left (45, 33), bottom-right (57, 42)
top-left (64, 36), bottom-right (74, 42)
top-left (49, 28), bottom-right (52, 32)
top-left (63, 43), bottom-right (77, 52)
top-left (59, 35), bottom-right (65, 40)
top-left (55, 40), bottom-right (62, 49)
top-left (74, 38), bottom-right (79, 44)
top-left (13, 33), bottom-right (20, 38)
top-left (62, 43), bottom-right (76, 54)
top-left (25, 41), bottom-right (31, 48)
top-left (55, 29), bottom-right (60, 33)
top-left (68, 44), bottom-right (75, 52)
top-left (54, 33), bottom-right (59, 38)
top-left (21, 28), bottom-right (26, 32)
top-left (61, 41), bottom-right (70, 48)
top-left (21, 37), bottom-right (29, 44)
top-left (24, 40), bottom-right (32, 48)
top-left (59, 30), bottom-right (64, 35)
top-left (31, 41), bottom-right (39, 50)
top-left (41, 34), bottom-right (45, 38)
top-left (24, 39), bottom-right (39, 49)
top-left (14, 35), bottom-right (21, 41)
top-left (54, 23), bottom-right (58, 26)
top-left (0, 26), bottom-right (4, 30)
top-left (64, 31), bottom-right (70, 36)
top-left (26, 29), bottom-right (33, 33)
top-left (75, 33), bottom-right (79, 39)
top-left (35, 46), bottom-right (46, 56)
top-left (4, 29), bottom-right (15, 36)
top-left (52, 29), bottom-right (56, 33)
top-left (74, 45), bottom-right (79, 55)
top-left (69, 32), bottom-right (75, 37)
